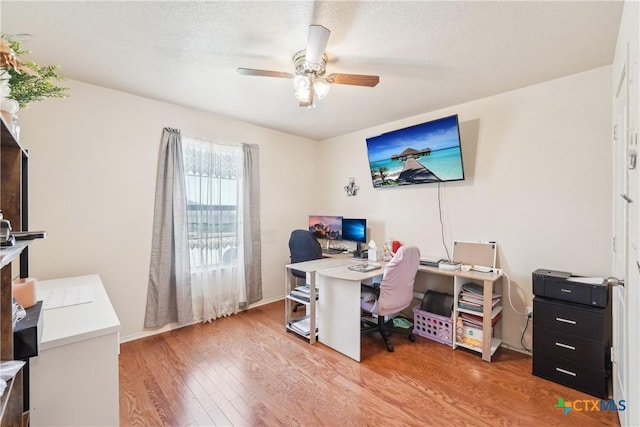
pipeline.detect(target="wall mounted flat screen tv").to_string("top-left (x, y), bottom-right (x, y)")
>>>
top-left (308, 215), bottom-right (343, 240)
top-left (365, 114), bottom-right (464, 188)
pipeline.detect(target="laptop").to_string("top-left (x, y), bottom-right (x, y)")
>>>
top-left (452, 241), bottom-right (497, 271)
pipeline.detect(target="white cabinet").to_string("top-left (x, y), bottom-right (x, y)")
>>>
top-left (30, 275), bottom-right (120, 426)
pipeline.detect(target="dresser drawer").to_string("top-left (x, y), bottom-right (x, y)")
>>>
top-left (533, 351), bottom-right (608, 399)
top-left (533, 297), bottom-right (605, 340)
top-left (533, 326), bottom-right (608, 370)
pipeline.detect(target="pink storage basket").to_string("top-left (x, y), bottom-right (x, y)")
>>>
top-left (412, 305), bottom-right (453, 346)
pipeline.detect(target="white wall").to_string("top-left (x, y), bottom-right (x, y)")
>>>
top-left (318, 67), bottom-right (613, 350)
top-left (18, 67), bottom-right (613, 351)
top-left (18, 79), bottom-right (319, 341)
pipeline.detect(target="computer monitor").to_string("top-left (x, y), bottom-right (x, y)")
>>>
top-left (342, 218), bottom-right (367, 257)
top-left (308, 215), bottom-right (343, 240)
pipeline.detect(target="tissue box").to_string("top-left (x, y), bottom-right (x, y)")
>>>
top-left (368, 248), bottom-right (381, 262)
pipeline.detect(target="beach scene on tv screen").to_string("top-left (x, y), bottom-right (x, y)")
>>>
top-left (366, 115), bottom-right (464, 188)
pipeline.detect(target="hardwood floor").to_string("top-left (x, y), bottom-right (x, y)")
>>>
top-left (120, 301), bottom-right (620, 426)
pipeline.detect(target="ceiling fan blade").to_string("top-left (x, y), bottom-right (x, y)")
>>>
top-left (237, 68), bottom-right (294, 79)
top-left (326, 73), bottom-right (380, 87)
top-left (305, 25), bottom-right (330, 65)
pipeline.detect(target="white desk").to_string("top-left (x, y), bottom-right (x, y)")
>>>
top-left (30, 274), bottom-right (120, 426)
top-left (284, 257), bottom-right (358, 344)
top-left (285, 258), bottom-right (503, 363)
top-left (317, 263), bottom-right (385, 361)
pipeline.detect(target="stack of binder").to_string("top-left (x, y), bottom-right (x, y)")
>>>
top-left (458, 282), bottom-right (501, 313)
top-left (289, 283), bottom-right (318, 303)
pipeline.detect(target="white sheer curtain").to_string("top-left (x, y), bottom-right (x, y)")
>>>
top-left (183, 136), bottom-right (247, 322)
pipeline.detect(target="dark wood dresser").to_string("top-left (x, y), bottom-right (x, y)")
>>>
top-left (532, 295), bottom-right (611, 398)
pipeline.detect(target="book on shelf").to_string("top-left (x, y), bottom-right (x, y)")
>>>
top-left (288, 315), bottom-right (318, 337)
top-left (293, 284), bottom-right (318, 294)
top-left (460, 311), bottom-right (502, 327)
top-left (458, 301), bottom-right (500, 311)
top-left (458, 283), bottom-right (501, 313)
top-left (289, 291), bottom-right (318, 302)
top-left (461, 282), bottom-right (501, 299)
top-left (458, 297), bottom-right (501, 313)
top-left (459, 294), bottom-right (501, 306)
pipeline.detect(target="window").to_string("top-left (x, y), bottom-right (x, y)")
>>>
top-left (145, 128), bottom-right (261, 326)
top-left (183, 136), bottom-right (243, 269)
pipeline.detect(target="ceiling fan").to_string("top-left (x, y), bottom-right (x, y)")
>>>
top-left (237, 25), bottom-right (380, 108)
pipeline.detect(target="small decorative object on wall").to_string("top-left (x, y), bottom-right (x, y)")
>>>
top-left (0, 34), bottom-right (69, 111)
top-left (344, 177), bottom-right (359, 196)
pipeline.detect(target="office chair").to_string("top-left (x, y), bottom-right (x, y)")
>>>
top-left (288, 229), bottom-right (323, 312)
top-left (361, 246), bottom-right (421, 352)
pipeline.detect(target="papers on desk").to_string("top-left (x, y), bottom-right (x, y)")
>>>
top-left (39, 285), bottom-right (94, 310)
top-left (420, 256), bottom-right (445, 267)
top-left (288, 315), bottom-right (318, 337)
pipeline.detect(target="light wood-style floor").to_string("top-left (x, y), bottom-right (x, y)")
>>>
top-left (119, 301), bottom-right (620, 426)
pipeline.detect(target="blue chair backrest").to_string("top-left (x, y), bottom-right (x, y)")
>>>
top-left (289, 230), bottom-right (323, 264)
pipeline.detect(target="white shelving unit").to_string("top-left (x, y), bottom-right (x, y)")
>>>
top-left (284, 257), bottom-right (354, 344)
top-left (285, 290), bottom-right (318, 339)
top-left (452, 275), bottom-right (503, 360)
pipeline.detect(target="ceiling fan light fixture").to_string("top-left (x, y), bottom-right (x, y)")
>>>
top-left (293, 74), bottom-right (310, 91)
top-left (314, 80), bottom-right (330, 99)
top-left (293, 74), bottom-right (312, 102)
top-left (294, 88), bottom-right (310, 102)
top-left (238, 25), bottom-right (379, 108)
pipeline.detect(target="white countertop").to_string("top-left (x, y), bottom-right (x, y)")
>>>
top-left (317, 261), bottom-right (387, 280)
top-left (285, 257), bottom-right (359, 272)
top-left (35, 274), bottom-right (121, 351)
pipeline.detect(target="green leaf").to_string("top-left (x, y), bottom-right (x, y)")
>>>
top-left (1, 33), bottom-right (69, 108)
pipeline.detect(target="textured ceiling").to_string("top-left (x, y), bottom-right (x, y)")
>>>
top-left (1, 1), bottom-right (624, 140)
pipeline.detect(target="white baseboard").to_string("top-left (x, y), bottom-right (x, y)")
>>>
top-left (119, 296), bottom-right (285, 344)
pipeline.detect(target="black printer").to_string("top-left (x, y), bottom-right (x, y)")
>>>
top-left (532, 268), bottom-right (608, 308)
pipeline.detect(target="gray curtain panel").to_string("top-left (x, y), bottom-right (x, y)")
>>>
top-left (144, 128), bottom-right (194, 328)
top-left (242, 143), bottom-right (263, 305)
